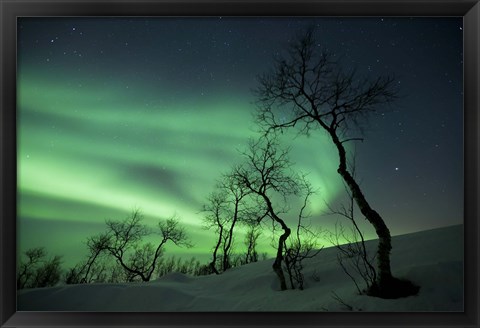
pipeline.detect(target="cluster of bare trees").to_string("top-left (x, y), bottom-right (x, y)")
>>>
top-left (64, 209), bottom-right (192, 284)
top-left (202, 26), bottom-right (418, 298)
top-left (19, 27), bottom-right (418, 300)
top-left (202, 136), bottom-right (323, 291)
top-left (18, 248), bottom-right (207, 289)
top-left (202, 170), bottom-right (258, 274)
top-left (18, 210), bottom-right (195, 289)
top-left (17, 247), bottom-right (62, 289)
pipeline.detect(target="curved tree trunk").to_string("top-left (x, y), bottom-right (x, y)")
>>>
top-left (330, 131), bottom-right (393, 289)
top-left (210, 225), bottom-right (223, 274)
top-left (337, 166), bottom-right (393, 286)
top-left (223, 202), bottom-right (240, 271)
top-left (273, 226), bottom-right (291, 291)
top-left (263, 195), bottom-right (291, 291)
top-left (81, 249), bottom-right (102, 283)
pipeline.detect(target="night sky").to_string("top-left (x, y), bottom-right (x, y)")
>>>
top-left (17, 17), bottom-right (463, 267)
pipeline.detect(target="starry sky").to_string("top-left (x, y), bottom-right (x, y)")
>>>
top-left (17, 17), bottom-right (463, 267)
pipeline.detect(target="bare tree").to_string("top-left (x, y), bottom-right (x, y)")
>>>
top-left (67, 232), bottom-right (112, 284)
top-left (325, 156), bottom-right (377, 294)
top-left (17, 247), bottom-right (63, 289)
top-left (327, 190), bottom-right (377, 294)
top-left (244, 222), bottom-right (262, 264)
top-left (231, 135), bottom-right (308, 291)
top-left (202, 169), bottom-right (258, 274)
top-left (65, 237), bottom-right (123, 285)
top-left (79, 209), bottom-right (192, 282)
top-left (254, 27), bottom-right (414, 296)
top-left (32, 255), bottom-right (62, 288)
top-left (17, 247), bottom-right (46, 289)
top-left (82, 233), bottom-right (111, 282)
top-left (202, 191), bottom-right (227, 274)
top-left (283, 179), bottom-right (323, 290)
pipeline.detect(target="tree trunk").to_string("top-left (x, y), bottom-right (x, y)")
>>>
top-left (262, 195), bottom-right (291, 291)
top-left (272, 226), bottom-right (291, 291)
top-left (223, 201), bottom-right (239, 271)
top-left (81, 250), bottom-right (101, 283)
top-left (210, 225), bottom-right (223, 274)
top-left (330, 131), bottom-right (393, 288)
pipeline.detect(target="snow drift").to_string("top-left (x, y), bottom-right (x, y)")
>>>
top-left (18, 224), bottom-right (463, 312)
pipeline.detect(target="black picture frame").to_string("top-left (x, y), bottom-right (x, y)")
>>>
top-left (1, 0), bottom-right (478, 327)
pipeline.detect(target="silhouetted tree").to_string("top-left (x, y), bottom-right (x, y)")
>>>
top-left (327, 188), bottom-right (377, 294)
top-left (66, 232), bottom-right (112, 284)
top-left (202, 170), bottom-right (257, 274)
top-left (232, 135), bottom-right (311, 291)
top-left (244, 222), bottom-right (262, 264)
top-left (283, 179), bottom-right (323, 290)
top-left (155, 256), bottom-right (204, 277)
top-left (17, 247), bottom-right (45, 289)
top-left (79, 209), bottom-right (191, 282)
top-left (65, 250), bottom-right (122, 285)
top-left (202, 191), bottom-right (227, 274)
top-left (81, 233), bottom-right (111, 282)
top-left (325, 155), bottom-right (377, 294)
top-left (17, 247), bottom-right (62, 289)
top-left (254, 27), bottom-right (415, 297)
top-left (33, 255), bottom-right (63, 287)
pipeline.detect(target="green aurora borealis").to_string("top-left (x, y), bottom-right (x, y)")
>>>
top-left (17, 66), bottom-right (343, 265)
top-left (17, 17), bottom-right (463, 268)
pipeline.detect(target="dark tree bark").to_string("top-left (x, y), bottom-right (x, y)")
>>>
top-left (203, 192), bottom-right (225, 274)
top-left (273, 227), bottom-right (290, 291)
top-left (232, 136), bottom-right (304, 291)
top-left (17, 247), bottom-right (46, 289)
top-left (329, 128), bottom-right (392, 287)
top-left (244, 223), bottom-right (261, 264)
top-left (202, 174), bottom-right (251, 273)
top-left (100, 210), bottom-right (191, 282)
top-left (222, 199), bottom-right (240, 271)
top-left (210, 224), bottom-right (223, 275)
top-left (254, 27), bottom-right (413, 296)
top-left (327, 164), bottom-right (378, 293)
top-left (80, 233), bottom-right (111, 283)
top-left (263, 195), bottom-right (291, 291)
top-left (283, 178), bottom-right (323, 290)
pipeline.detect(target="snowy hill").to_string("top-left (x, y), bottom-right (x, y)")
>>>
top-left (18, 224), bottom-right (463, 312)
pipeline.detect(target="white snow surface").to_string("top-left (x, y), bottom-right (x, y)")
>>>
top-left (18, 224), bottom-right (463, 312)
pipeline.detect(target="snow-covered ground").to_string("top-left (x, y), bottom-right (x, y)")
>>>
top-left (18, 224), bottom-right (463, 312)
